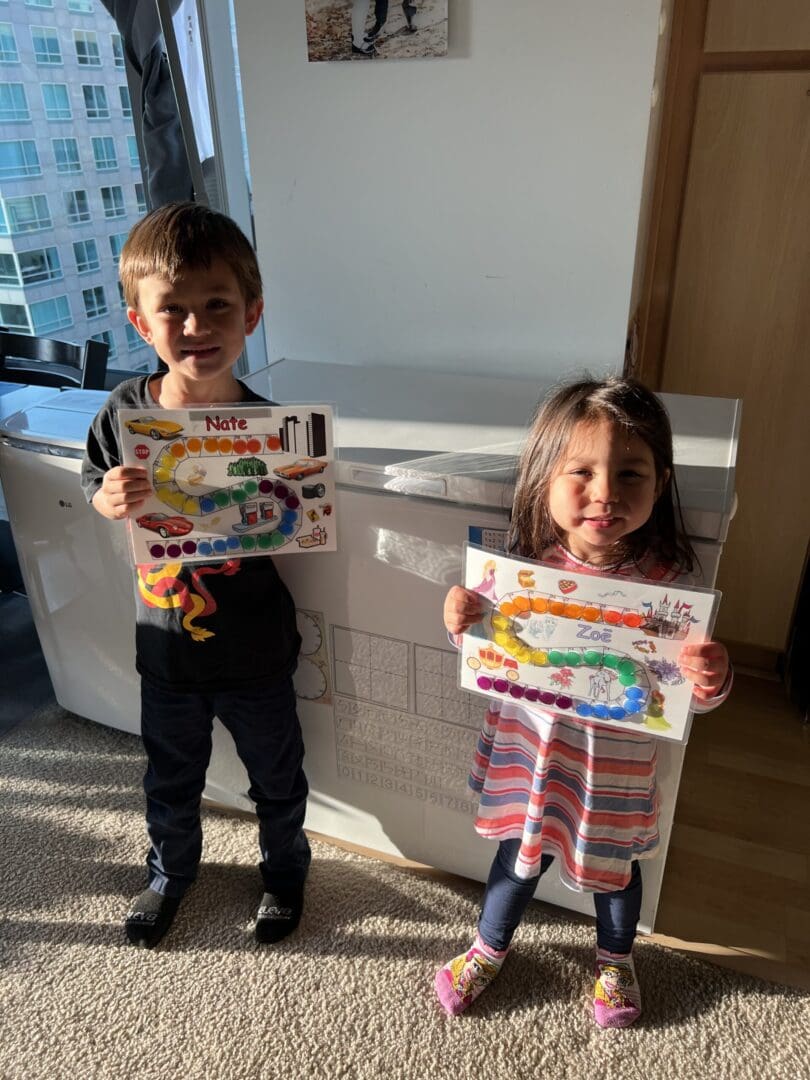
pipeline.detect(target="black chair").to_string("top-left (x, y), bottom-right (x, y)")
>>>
top-left (0, 330), bottom-right (109, 391)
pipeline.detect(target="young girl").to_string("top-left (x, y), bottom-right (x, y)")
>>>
top-left (436, 377), bottom-right (731, 1028)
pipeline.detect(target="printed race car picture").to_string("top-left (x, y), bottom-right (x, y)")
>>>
top-left (273, 458), bottom-right (328, 482)
top-left (135, 512), bottom-right (194, 538)
top-left (125, 416), bottom-right (185, 440)
top-left (118, 403), bottom-right (336, 563)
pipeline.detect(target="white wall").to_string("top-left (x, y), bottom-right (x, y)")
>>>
top-left (234, 1), bottom-right (662, 379)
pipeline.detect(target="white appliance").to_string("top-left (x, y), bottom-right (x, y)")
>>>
top-left (0, 388), bottom-right (140, 732)
top-left (0, 366), bottom-right (740, 931)
top-left (0, 383), bottom-right (65, 423)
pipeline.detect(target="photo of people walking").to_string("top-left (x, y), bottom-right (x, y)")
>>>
top-left (305, 0), bottom-right (448, 61)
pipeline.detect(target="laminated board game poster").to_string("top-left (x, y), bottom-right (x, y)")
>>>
top-left (118, 404), bottom-right (336, 564)
top-left (460, 545), bottom-right (720, 744)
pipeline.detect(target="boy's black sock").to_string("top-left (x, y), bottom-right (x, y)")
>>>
top-left (125, 887), bottom-right (182, 948)
top-left (255, 888), bottom-right (304, 944)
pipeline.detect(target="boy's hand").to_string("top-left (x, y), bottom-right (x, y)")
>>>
top-left (678, 641), bottom-right (729, 702)
top-left (444, 586), bottom-right (484, 635)
top-left (92, 466), bottom-right (151, 520)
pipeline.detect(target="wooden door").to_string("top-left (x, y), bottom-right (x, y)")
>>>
top-left (705, 0), bottom-right (810, 52)
top-left (659, 71), bottom-right (810, 650)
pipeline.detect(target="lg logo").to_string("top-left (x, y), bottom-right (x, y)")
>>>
top-left (58, 499), bottom-right (73, 509)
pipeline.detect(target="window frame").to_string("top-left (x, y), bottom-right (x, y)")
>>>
top-left (100, 184), bottom-right (125, 218)
top-left (30, 25), bottom-right (62, 66)
top-left (0, 252), bottom-right (21, 287)
top-left (0, 303), bottom-right (31, 333)
top-left (82, 284), bottom-right (108, 319)
top-left (73, 237), bottom-right (100, 274)
top-left (19, 245), bottom-right (62, 285)
top-left (118, 84), bottom-right (132, 118)
top-left (64, 187), bottom-right (91, 225)
top-left (52, 137), bottom-right (82, 175)
top-left (2, 193), bottom-right (52, 234)
top-left (41, 82), bottom-right (71, 121)
top-left (0, 83), bottom-right (29, 122)
top-left (82, 83), bottom-right (110, 121)
top-left (0, 22), bottom-right (19, 65)
top-left (92, 135), bottom-right (118, 171)
top-left (0, 139), bottom-right (41, 180)
top-left (31, 294), bottom-right (72, 335)
top-left (73, 28), bottom-right (101, 67)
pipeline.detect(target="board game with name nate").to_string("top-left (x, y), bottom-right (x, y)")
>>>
top-left (118, 403), bottom-right (336, 564)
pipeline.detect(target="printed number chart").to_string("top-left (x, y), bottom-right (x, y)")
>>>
top-left (460, 545), bottom-right (720, 743)
top-left (118, 404), bottom-right (336, 564)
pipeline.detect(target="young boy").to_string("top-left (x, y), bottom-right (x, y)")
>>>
top-left (81, 202), bottom-right (310, 948)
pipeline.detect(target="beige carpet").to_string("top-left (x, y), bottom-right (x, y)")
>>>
top-left (1, 707), bottom-right (808, 1080)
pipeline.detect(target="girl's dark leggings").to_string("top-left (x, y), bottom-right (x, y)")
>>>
top-left (477, 838), bottom-right (642, 954)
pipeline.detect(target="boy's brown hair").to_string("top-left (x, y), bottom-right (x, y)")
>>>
top-left (119, 201), bottom-right (263, 309)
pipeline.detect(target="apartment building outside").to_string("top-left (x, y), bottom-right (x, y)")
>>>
top-left (0, 0), bottom-right (152, 371)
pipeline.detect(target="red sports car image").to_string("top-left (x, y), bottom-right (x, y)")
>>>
top-left (135, 512), bottom-right (194, 538)
top-left (272, 458), bottom-right (328, 482)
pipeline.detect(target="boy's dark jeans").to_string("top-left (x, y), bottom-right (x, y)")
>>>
top-left (140, 673), bottom-right (311, 898)
top-left (478, 838), bottom-right (642, 954)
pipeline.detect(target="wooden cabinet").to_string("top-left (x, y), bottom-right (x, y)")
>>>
top-left (660, 71), bottom-right (810, 650)
top-left (705, 0), bottom-right (810, 52)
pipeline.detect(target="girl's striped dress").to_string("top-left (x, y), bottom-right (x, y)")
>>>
top-left (469, 544), bottom-right (691, 893)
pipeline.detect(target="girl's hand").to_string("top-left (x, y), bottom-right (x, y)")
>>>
top-left (678, 641), bottom-right (729, 701)
top-left (444, 586), bottom-right (484, 635)
top-left (92, 465), bottom-right (151, 520)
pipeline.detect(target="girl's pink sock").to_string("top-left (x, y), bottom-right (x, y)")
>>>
top-left (593, 948), bottom-right (642, 1028)
top-left (434, 932), bottom-right (508, 1016)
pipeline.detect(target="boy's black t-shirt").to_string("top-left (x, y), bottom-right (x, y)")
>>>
top-left (81, 375), bottom-right (301, 693)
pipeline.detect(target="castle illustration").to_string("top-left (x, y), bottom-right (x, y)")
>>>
top-left (640, 595), bottom-right (694, 640)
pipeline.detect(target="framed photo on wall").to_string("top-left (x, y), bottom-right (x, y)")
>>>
top-left (305, 0), bottom-right (448, 61)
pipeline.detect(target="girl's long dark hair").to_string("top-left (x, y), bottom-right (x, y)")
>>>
top-left (508, 376), bottom-right (696, 574)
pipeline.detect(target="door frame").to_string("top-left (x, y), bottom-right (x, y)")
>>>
top-left (632, 0), bottom-right (810, 389)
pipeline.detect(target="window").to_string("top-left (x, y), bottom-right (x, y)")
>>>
top-left (83, 285), bottom-right (107, 318)
top-left (0, 84), bottom-right (29, 122)
top-left (100, 185), bottom-right (125, 218)
top-left (109, 232), bottom-right (126, 263)
top-left (73, 238), bottom-right (99, 274)
top-left (0, 304), bottom-right (29, 333)
top-left (92, 136), bottom-right (117, 171)
top-left (126, 323), bottom-right (146, 351)
top-left (2, 194), bottom-right (52, 234)
top-left (31, 26), bottom-right (61, 65)
top-left (53, 137), bottom-right (81, 174)
top-left (31, 295), bottom-right (71, 334)
top-left (19, 246), bottom-right (62, 285)
top-left (117, 281), bottom-right (126, 307)
top-left (83, 84), bottom-right (109, 120)
top-left (92, 329), bottom-right (117, 361)
top-left (0, 0), bottom-right (150, 379)
top-left (0, 23), bottom-right (20, 64)
top-left (111, 32), bottom-right (124, 69)
top-left (0, 140), bottom-right (40, 180)
top-left (0, 253), bottom-right (20, 286)
top-left (42, 83), bottom-right (71, 121)
top-left (64, 188), bottom-right (90, 224)
top-left (74, 30), bottom-right (100, 67)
